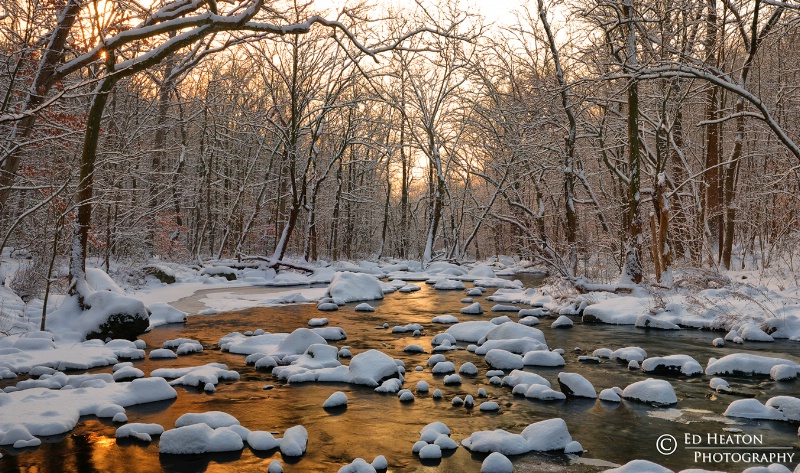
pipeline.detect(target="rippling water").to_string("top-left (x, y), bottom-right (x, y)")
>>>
top-left (2, 277), bottom-right (799, 472)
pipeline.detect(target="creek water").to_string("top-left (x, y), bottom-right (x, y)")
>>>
top-left (2, 276), bottom-right (799, 473)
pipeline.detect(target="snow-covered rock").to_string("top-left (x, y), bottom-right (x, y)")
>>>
top-left (159, 423), bottom-right (243, 454)
top-left (724, 399), bottom-right (787, 421)
top-left (481, 452), bottom-right (513, 473)
top-left (641, 355), bottom-right (703, 376)
top-left (460, 302), bottom-right (484, 315)
top-left (151, 363), bottom-right (240, 387)
top-left (355, 303), bottom-right (375, 312)
top-left (611, 347), bottom-right (647, 363)
top-left (323, 391), bottom-right (348, 409)
top-left (764, 396), bottom-right (800, 421)
top-left (432, 314), bottom-right (459, 324)
top-left (115, 423), bottom-right (164, 442)
top-left (328, 272), bottom-right (384, 303)
top-left (522, 351), bottom-right (564, 367)
top-left (280, 425), bottom-right (309, 456)
top-left (622, 379), bottom-right (677, 406)
top-left (557, 372), bottom-right (596, 398)
top-left (551, 316), bottom-right (573, 328)
top-left (461, 418), bottom-right (574, 454)
top-left (706, 354), bottom-right (799, 376)
top-left (525, 384), bottom-right (566, 401)
top-left (601, 460), bottom-right (672, 473)
top-left (175, 411), bottom-right (240, 429)
top-left (435, 279), bottom-right (466, 290)
top-left (484, 349), bottom-right (524, 370)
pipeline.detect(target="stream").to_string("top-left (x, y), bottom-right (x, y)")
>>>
top-left (2, 276), bottom-right (799, 472)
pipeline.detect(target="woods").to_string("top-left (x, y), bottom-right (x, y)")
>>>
top-left (2, 0), bottom-right (799, 292)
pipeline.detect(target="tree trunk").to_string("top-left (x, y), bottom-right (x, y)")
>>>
top-left (622, 0), bottom-right (643, 285)
top-left (69, 76), bottom-right (117, 302)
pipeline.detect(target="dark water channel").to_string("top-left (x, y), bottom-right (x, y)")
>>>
top-left (2, 276), bottom-right (800, 473)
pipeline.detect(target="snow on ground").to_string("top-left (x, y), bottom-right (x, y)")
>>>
top-left (197, 287), bottom-right (328, 313)
top-left (0, 378), bottom-right (176, 438)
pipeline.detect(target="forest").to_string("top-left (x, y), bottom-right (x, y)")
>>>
top-left (2, 0), bottom-right (800, 294)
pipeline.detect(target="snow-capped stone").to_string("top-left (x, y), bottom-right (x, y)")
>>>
top-left (479, 401), bottom-right (500, 412)
top-left (551, 316), bottom-right (573, 328)
top-left (399, 284), bottom-right (421, 293)
top-left (459, 362), bottom-right (478, 375)
top-left (525, 384), bottom-right (566, 401)
top-left (418, 444), bottom-right (442, 459)
top-left (247, 431), bottom-right (280, 450)
top-left (490, 315), bottom-right (513, 325)
top-left (416, 381), bottom-right (429, 393)
top-left (712, 338), bottom-right (725, 347)
top-left (355, 303), bottom-right (375, 312)
top-left (328, 272), bottom-right (384, 303)
top-left (115, 423), bottom-right (164, 442)
top-left (112, 366), bottom-right (144, 381)
top-left (481, 452), bottom-right (513, 473)
top-left (522, 351), bottom-right (564, 367)
top-left (398, 390), bottom-right (415, 402)
top-left (452, 397), bottom-right (464, 406)
top-left (149, 348), bottom-right (177, 360)
top-left (724, 399), bottom-right (787, 421)
top-left (611, 347), bottom-right (647, 363)
top-left (593, 348), bottom-right (612, 358)
top-left (404, 344), bottom-right (425, 354)
top-left (765, 396), bottom-right (800, 421)
top-left (460, 302), bottom-right (484, 315)
top-left (706, 354), bottom-right (799, 376)
top-left (709, 377), bottom-right (731, 392)
top-left (152, 363), bottom-right (240, 387)
top-left (317, 302), bottom-right (339, 311)
top-left (475, 338), bottom-right (547, 356)
top-left (435, 279), bottom-right (466, 290)
top-left (443, 374), bottom-right (462, 385)
top-left (432, 314), bottom-right (459, 324)
top-left (599, 388), bottom-right (621, 402)
top-left (519, 316), bottom-right (539, 326)
top-left (432, 361), bottom-right (456, 374)
top-left (432, 389), bottom-right (442, 399)
top-left (269, 426), bottom-right (304, 457)
top-left (491, 304), bottom-right (521, 312)
top-left (557, 372), bottom-right (596, 398)
top-left (412, 440), bottom-right (427, 453)
top-left (602, 460), bottom-right (673, 472)
top-left (461, 418), bottom-right (574, 454)
top-left (434, 434), bottom-right (458, 450)
top-left (622, 379), bottom-right (677, 406)
top-left (641, 355), bottom-right (703, 376)
top-left (159, 423), bottom-right (243, 454)
top-left (466, 288), bottom-right (484, 297)
top-left (628, 360), bottom-right (639, 370)
top-left (175, 411), bottom-right (239, 429)
top-left (771, 364), bottom-right (798, 381)
top-left (323, 391), bottom-right (348, 408)
top-left (372, 455), bottom-right (387, 470)
top-left (267, 460), bottom-right (283, 473)
top-left (308, 318), bottom-right (329, 327)
top-left (739, 323), bottom-right (774, 342)
top-left (502, 370), bottom-right (551, 388)
top-left (634, 315), bottom-right (680, 330)
top-left (485, 349), bottom-right (524, 370)
top-left (0, 424), bottom-right (41, 448)
top-left (338, 458), bottom-right (376, 473)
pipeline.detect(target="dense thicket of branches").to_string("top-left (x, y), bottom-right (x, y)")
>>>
top-left (2, 0), bottom-right (799, 290)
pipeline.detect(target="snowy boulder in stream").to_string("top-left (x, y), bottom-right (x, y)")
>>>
top-left (328, 272), bottom-right (384, 303)
top-left (551, 316), bottom-right (573, 329)
top-left (49, 290), bottom-right (149, 341)
top-left (557, 372), bottom-right (596, 398)
top-left (280, 425), bottom-right (309, 456)
top-left (705, 353), bottom-right (799, 377)
top-left (159, 423), bottom-right (243, 454)
top-left (724, 399), bottom-right (788, 421)
top-left (461, 418), bottom-right (575, 455)
top-left (641, 355), bottom-right (703, 376)
top-left (460, 302), bottom-right (484, 315)
top-left (481, 452), bottom-right (513, 473)
top-left (622, 378), bottom-right (677, 406)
